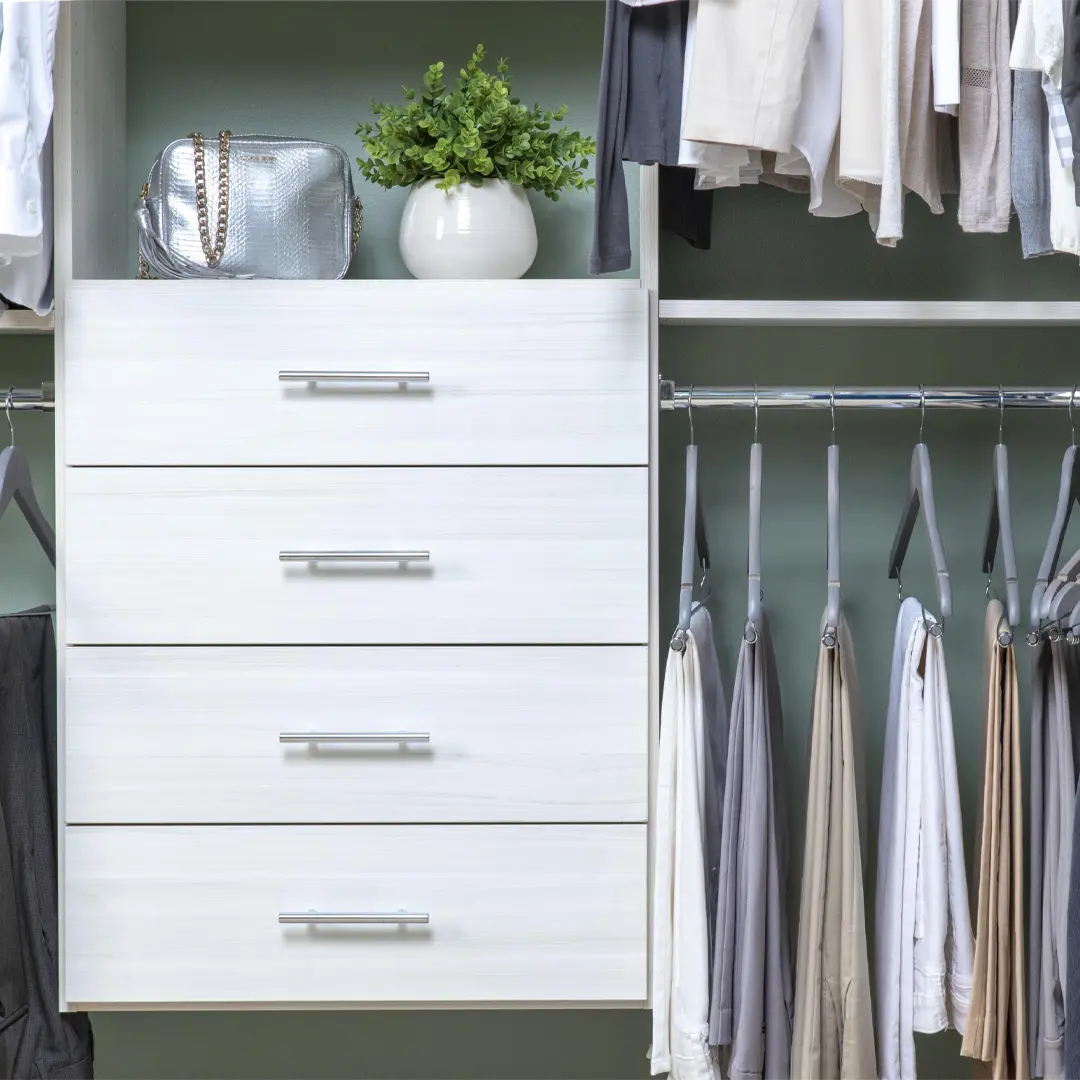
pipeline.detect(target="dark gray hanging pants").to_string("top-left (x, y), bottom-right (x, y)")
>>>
top-left (0, 611), bottom-right (92, 1079)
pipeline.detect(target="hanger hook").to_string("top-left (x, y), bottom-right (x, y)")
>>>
top-left (918, 385), bottom-right (926, 443)
top-left (1070, 384), bottom-right (1077, 448)
top-left (830, 386), bottom-right (837, 442)
top-left (687, 384), bottom-right (696, 446)
top-left (4, 388), bottom-right (13, 448)
top-left (998, 384), bottom-right (1005, 444)
top-left (896, 568), bottom-right (904, 606)
top-left (753, 384), bottom-right (759, 442)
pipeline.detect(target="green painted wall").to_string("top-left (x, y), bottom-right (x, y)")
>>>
top-left (124, 1), bottom-right (632, 281)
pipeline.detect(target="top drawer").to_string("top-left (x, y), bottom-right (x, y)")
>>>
top-left (62, 281), bottom-right (649, 467)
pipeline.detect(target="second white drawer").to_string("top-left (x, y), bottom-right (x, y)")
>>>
top-left (65, 645), bottom-right (648, 824)
top-left (64, 467), bottom-right (649, 645)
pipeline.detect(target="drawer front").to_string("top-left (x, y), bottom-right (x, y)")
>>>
top-left (62, 281), bottom-right (648, 466)
top-left (63, 825), bottom-right (648, 1007)
top-left (65, 646), bottom-right (649, 824)
top-left (64, 467), bottom-right (649, 645)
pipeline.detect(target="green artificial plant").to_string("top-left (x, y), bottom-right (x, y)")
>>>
top-left (357, 45), bottom-right (596, 199)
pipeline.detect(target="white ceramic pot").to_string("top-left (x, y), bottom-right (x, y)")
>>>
top-left (399, 179), bottom-right (538, 279)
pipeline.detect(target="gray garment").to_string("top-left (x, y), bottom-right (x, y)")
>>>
top-left (1031, 641), bottom-right (1049, 1075)
top-left (1063, 1), bottom-right (1080, 199)
top-left (691, 604), bottom-right (728, 976)
top-left (590, 0), bottom-right (687, 274)
top-left (710, 614), bottom-right (793, 1080)
top-left (0, 611), bottom-right (92, 1079)
top-left (1066, 770), bottom-right (1080, 1080)
top-left (1011, 0), bottom-right (1053, 256)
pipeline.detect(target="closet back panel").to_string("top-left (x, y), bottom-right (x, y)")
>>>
top-left (0, 341), bottom-right (56, 612)
top-left (88, 0), bottom-right (630, 281)
top-left (660, 323), bottom-right (1080, 1079)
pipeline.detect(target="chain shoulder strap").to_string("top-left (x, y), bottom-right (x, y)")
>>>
top-left (191, 130), bottom-right (231, 268)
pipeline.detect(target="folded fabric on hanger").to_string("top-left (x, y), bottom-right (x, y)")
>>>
top-left (876, 598), bottom-right (974, 1080)
top-left (960, 600), bottom-right (1028, 1077)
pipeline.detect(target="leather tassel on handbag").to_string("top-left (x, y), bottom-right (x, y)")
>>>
top-left (136, 131), bottom-right (363, 280)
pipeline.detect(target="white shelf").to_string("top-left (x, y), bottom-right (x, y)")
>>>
top-left (0, 309), bottom-right (53, 334)
top-left (659, 300), bottom-right (1080, 326)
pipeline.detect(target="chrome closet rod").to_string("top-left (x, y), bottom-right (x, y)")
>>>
top-left (1, 383), bottom-right (54, 413)
top-left (659, 382), bottom-right (1080, 411)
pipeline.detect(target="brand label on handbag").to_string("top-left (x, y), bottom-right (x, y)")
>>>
top-left (239, 153), bottom-right (278, 164)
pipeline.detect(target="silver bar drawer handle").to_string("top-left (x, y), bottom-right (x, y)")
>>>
top-left (279, 371), bottom-right (430, 384)
top-left (279, 551), bottom-right (430, 564)
top-left (279, 911), bottom-right (430, 926)
top-left (280, 732), bottom-right (431, 745)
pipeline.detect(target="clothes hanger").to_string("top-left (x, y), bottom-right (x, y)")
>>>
top-left (823, 389), bottom-right (841, 649)
top-left (1030, 386), bottom-right (1080, 633)
top-left (745, 387), bottom-right (762, 643)
top-left (671, 388), bottom-right (710, 653)
top-left (982, 387), bottom-right (1020, 640)
top-left (0, 390), bottom-right (55, 567)
top-left (888, 386), bottom-right (952, 620)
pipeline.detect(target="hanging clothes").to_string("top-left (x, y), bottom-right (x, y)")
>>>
top-left (960, 600), bottom-right (1028, 1079)
top-left (710, 614), bottom-right (793, 1080)
top-left (838, 0), bottom-right (884, 220)
top-left (1061, 1), bottom-right (1080, 196)
top-left (933, 0), bottom-right (962, 114)
top-left (0, 1), bottom-right (57, 315)
top-left (681, 0), bottom-right (818, 156)
top-left (958, 0), bottom-right (1013, 232)
top-left (876, 597), bottom-right (975, 1080)
top-left (592, 0), bottom-right (713, 274)
top-left (0, 611), bottom-right (93, 1078)
top-left (1065, 771), bottom-right (1080, 1079)
top-left (1030, 639), bottom-right (1080, 1078)
top-left (1030, 640), bottom-right (1051, 1076)
top-left (651, 607), bottom-right (724, 1080)
top-left (790, 613), bottom-right (876, 1080)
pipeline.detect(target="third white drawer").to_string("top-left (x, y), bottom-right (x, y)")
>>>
top-left (64, 645), bottom-right (648, 824)
top-left (64, 467), bottom-right (649, 645)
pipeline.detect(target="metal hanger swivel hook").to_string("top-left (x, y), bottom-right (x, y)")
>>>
top-left (753, 384), bottom-right (760, 442)
top-left (998, 384), bottom-right (1005, 444)
top-left (5, 388), bottom-right (14, 448)
top-left (919, 384), bottom-right (926, 443)
top-left (830, 385), bottom-right (837, 442)
top-left (687, 384), bottom-right (696, 446)
top-left (1070, 384), bottom-right (1077, 448)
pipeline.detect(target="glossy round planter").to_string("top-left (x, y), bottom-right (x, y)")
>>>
top-left (399, 179), bottom-right (538, 280)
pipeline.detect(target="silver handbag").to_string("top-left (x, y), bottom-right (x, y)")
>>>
top-left (136, 132), bottom-right (363, 280)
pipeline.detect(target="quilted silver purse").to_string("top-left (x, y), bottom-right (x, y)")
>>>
top-left (136, 132), bottom-right (363, 280)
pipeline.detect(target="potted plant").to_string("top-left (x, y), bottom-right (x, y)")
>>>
top-left (358, 45), bottom-right (596, 279)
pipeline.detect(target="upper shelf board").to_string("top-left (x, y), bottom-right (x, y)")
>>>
top-left (0, 310), bottom-right (53, 335)
top-left (660, 300), bottom-right (1080, 326)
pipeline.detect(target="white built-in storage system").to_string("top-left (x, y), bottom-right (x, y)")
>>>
top-left (50, 1), bottom-right (657, 1010)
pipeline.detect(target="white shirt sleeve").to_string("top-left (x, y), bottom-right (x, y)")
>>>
top-left (0, 0), bottom-right (57, 256)
top-left (931, 0), bottom-right (960, 113)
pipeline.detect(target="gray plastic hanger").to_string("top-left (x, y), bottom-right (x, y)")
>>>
top-left (888, 387), bottom-right (952, 619)
top-left (983, 388), bottom-right (1020, 633)
top-left (823, 390), bottom-right (841, 648)
top-left (0, 391), bottom-right (55, 567)
top-left (671, 390), bottom-right (710, 653)
top-left (745, 388), bottom-right (763, 641)
top-left (1030, 387), bottom-right (1080, 630)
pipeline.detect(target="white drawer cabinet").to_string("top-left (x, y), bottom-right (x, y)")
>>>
top-left (63, 825), bottom-right (648, 1008)
top-left (65, 646), bottom-right (649, 824)
top-left (62, 281), bottom-right (649, 467)
top-left (57, 278), bottom-right (653, 1008)
top-left (64, 467), bottom-right (649, 646)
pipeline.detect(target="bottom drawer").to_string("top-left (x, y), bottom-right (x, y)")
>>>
top-left (63, 825), bottom-right (647, 1008)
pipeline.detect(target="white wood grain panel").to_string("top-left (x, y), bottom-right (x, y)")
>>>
top-left (64, 468), bottom-right (649, 645)
top-left (62, 281), bottom-right (648, 466)
top-left (63, 825), bottom-right (647, 1007)
top-left (65, 646), bottom-right (648, 824)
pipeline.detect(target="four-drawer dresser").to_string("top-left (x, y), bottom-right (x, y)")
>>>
top-left (56, 279), bottom-right (652, 1009)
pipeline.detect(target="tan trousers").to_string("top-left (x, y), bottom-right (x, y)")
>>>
top-left (960, 600), bottom-right (1029, 1079)
top-left (791, 614), bottom-right (876, 1080)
